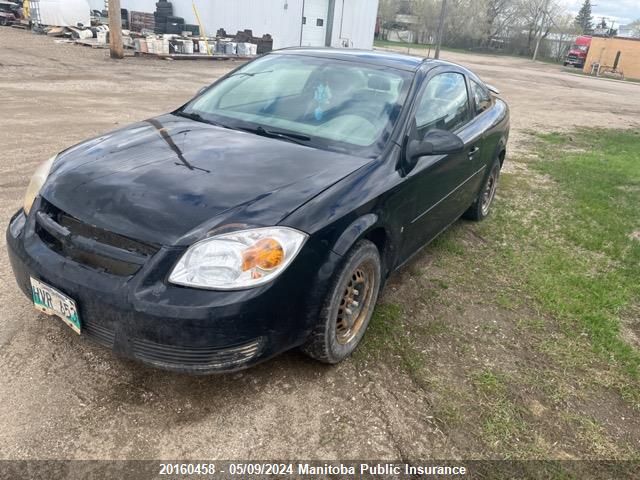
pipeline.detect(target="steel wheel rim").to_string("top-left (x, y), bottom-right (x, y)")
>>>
top-left (481, 169), bottom-right (498, 216)
top-left (335, 260), bottom-right (376, 345)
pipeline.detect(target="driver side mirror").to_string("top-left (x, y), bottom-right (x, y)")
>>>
top-left (407, 129), bottom-right (465, 160)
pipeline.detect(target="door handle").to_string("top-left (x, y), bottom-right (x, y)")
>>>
top-left (468, 146), bottom-right (480, 159)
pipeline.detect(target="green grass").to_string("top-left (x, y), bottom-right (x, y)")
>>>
top-left (472, 370), bottom-right (527, 447)
top-left (356, 302), bottom-right (403, 357)
top-left (374, 38), bottom-right (481, 54)
top-left (354, 128), bottom-right (640, 458)
top-left (521, 130), bottom-right (640, 378)
top-left (367, 130), bottom-right (640, 382)
top-left (374, 39), bottom-right (479, 56)
top-left (365, 130), bottom-right (640, 381)
top-left (355, 302), bottom-right (430, 383)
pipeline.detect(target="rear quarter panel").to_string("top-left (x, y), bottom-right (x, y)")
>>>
top-left (481, 97), bottom-right (510, 166)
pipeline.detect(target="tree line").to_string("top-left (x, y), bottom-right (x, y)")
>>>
top-left (377, 0), bottom-right (638, 61)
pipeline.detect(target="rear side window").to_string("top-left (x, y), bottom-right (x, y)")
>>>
top-left (414, 72), bottom-right (470, 136)
top-left (470, 80), bottom-right (492, 115)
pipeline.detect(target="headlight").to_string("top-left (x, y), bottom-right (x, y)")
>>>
top-left (24, 155), bottom-right (56, 215)
top-left (169, 227), bottom-right (308, 290)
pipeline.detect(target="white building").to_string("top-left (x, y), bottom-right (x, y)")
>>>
top-left (89, 0), bottom-right (379, 50)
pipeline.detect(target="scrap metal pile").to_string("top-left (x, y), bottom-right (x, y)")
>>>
top-left (0, 0), bottom-right (23, 27)
top-left (0, 0), bottom-right (272, 59)
top-left (130, 1), bottom-right (272, 58)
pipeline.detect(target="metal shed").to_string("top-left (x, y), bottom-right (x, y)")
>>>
top-left (90, 0), bottom-right (379, 50)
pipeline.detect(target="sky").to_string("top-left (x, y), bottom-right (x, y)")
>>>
top-left (562, 0), bottom-right (640, 26)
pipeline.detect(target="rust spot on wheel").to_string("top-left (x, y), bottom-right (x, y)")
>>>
top-left (335, 259), bottom-right (376, 345)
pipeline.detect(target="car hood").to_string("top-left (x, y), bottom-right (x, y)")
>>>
top-left (42, 114), bottom-right (371, 246)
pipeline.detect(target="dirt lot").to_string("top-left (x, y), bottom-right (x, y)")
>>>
top-left (0, 28), bottom-right (639, 461)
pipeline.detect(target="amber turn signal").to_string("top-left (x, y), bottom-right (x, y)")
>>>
top-left (242, 238), bottom-right (285, 272)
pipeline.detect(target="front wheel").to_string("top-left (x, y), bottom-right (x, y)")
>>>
top-left (463, 160), bottom-right (501, 221)
top-left (302, 240), bottom-right (381, 364)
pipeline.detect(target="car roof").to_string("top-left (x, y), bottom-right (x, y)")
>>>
top-left (274, 47), bottom-right (434, 72)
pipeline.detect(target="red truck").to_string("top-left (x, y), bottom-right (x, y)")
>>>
top-left (564, 35), bottom-right (592, 68)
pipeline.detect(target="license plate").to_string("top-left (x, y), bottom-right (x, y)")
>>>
top-left (30, 277), bottom-right (81, 334)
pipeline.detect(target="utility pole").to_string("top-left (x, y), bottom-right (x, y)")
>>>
top-left (532, 10), bottom-right (546, 62)
top-left (108, 0), bottom-right (124, 59)
top-left (434, 0), bottom-right (447, 59)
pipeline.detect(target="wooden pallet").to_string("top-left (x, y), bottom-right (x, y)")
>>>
top-left (74, 39), bottom-right (109, 49)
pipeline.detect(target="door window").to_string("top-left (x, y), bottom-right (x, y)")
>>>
top-left (414, 73), bottom-right (470, 137)
top-left (470, 80), bottom-right (492, 114)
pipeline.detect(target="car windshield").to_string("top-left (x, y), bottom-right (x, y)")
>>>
top-left (179, 54), bottom-right (413, 157)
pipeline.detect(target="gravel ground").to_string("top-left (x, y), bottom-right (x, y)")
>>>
top-left (0, 28), bottom-right (639, 460)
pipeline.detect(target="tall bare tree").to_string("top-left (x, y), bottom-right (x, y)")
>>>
top-left (548, 12), bottom-right (580, 61)
top-left (375, 0), bottom-right (573, 61)
top-left (518, 0), bottom-right (561, 57)
top-left (482, 0), bottom-right (519, 46)
top-left (378, 0), bottom-right (400, 26)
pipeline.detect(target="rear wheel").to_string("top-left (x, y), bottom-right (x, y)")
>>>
top-left (302, 240), bottom-right (381, 364)
top-left (463, 160), bottom-right (501, 221)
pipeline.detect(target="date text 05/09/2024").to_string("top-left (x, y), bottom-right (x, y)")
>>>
top-left (158, 463), bottom-right (468, 476)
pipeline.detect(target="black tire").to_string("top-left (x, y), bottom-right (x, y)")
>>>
top-left (463, 159), bottom-right (501, 221)
top-left (302, 240), bottom-right (382, 364)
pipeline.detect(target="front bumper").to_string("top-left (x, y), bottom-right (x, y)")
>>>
top-left (6, 204), bottom-right (340, 374)
top-left (564, 57), bottom-right (585, 67)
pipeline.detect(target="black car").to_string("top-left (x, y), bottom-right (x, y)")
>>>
top-left (7, 48), bottom-right (509, 373)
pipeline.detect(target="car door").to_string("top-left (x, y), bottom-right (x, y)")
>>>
top-left (456, 77), bottom-right (494, 206)
top-left (463, 78), bottom-right (495, 194)
top-left (398, 70), bottom-right (481, 261)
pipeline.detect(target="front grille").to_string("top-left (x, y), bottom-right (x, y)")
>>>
top-left (132, 337), bottom-right (265, 371)
top-left (35, 199), bottom-right (160, 276)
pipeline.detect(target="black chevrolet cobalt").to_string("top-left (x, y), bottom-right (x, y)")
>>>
top-left (7, 49), bottom-right (509, 373)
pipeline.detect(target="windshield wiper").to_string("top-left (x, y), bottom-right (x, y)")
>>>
top-left (175, 110), bottom-right (230, 129)
top-left (241, 125), bottom-right (311, 146)
top-left (177, 111), bottom-right (310, 145)
top-left (228, 70), bottom-right (274, 78)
